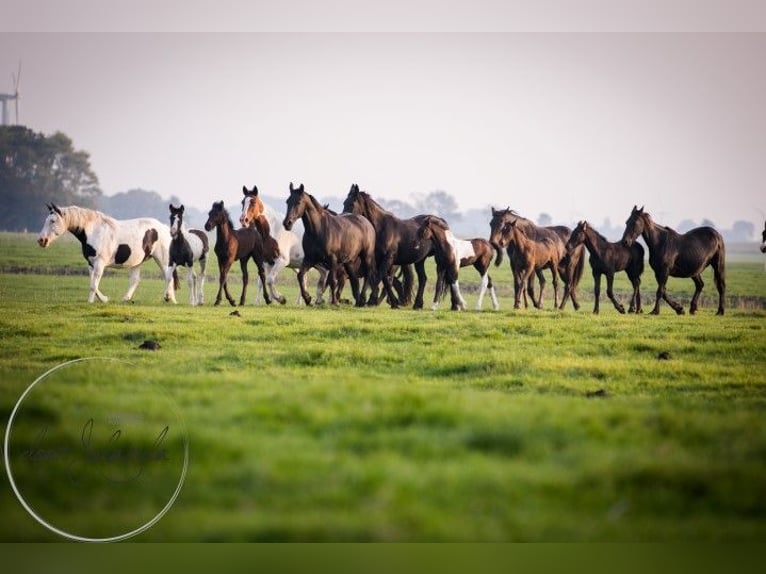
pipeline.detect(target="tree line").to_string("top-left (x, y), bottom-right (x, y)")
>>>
top-left (0, 126), bottom-right (757, 242)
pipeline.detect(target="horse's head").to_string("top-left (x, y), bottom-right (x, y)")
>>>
top-left (566, 220), bottom-right (588, 251)
top-left (621, 205), bottom-right (647, 247)
top-left (37, 203), bottom-right (66, 248)
top-left (240, 185), bottom-right (263, 227)
top-left (204, 201), bottom-right (226, 231)
top-left (283, 182), bottom-right (307, 231)
top-left (169, 203), bottom-right (185, 237)
top-left (488, 207), bottom-right (516, 249)
top-left (342, 183), bottom-right (363, 215)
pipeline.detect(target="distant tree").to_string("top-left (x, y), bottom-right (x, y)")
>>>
top-left (701, 218), bottom-right (716, 228)
top-left (727, 220), bottom-right (755, 242)
top-left (537, 212), bottom-right (552, 226)
top-left (378, 198), bottom-right (418, 219)
top-left (415, 190), bottom-right (461, 221)
top-left (0, 126), bottom-right (101, 231)
top-left (677, 219), bottom-right (697, 233)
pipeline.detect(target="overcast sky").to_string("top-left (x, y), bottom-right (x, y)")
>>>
top-left (1, 2), bottom-right (765, 229)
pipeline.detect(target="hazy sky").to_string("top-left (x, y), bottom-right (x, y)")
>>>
top-left (1, 2), bottom-right (765, 229)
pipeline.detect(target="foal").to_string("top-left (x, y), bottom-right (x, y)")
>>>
top-left (166, 204), bottom-right (209, 305)
top-left (204, 201), bottom-right (271, 306)
top-left (417, 215), bottom-right (498, 311)
top-left (504, 220), bottom-right (563, 309)
top-left (566, 220), bottom-right (643, 314)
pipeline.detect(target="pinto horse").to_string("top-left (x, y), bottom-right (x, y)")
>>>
top-left (489, 208), bottom-right (584, 310)
top-left (417, 215), bottom-right (499, 311)
top-left (503, 219), bottom-right (564, 309)
top-left (37, 203), bottom-right (175, 303)
top-left (342, 184), bottom-right (432, 309)
top-left (204, 201), bottom-right (271, 307)
top-left (240, 185), bottom-right (329, 305)
top-left (283, 183), bottom-right (376, 306)
top-left (621, 205), bottom-right (726, 315)
top-left (166, 204), bottom-right (209, 305)
top-left (566, 220), bottom-right (644, 314)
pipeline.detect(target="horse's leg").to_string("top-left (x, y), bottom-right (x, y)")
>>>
top-left (123, 267), bottom-right (141, 301)
top-left (267, 257), bottom-right (288, 305)
top-left (606, 273), bottom-right (625, 314)
top-left (165, 263), bottom-right (178, 304)
top-left (343, 262), bottom-right (364, 307)
top-left (475, 272), bottom-right (488, 311)
top-left (487, 274), bottom-right (499, 310)
top-left (450, 279), bottom-right (467, 311)
top-left (532, 269), bottom-right (546, 309)
top-left (591, 271), bottom-right (601, 314)
top-left (88, 261), bottom-right (109, 303)
top-left (379, 258), bottom-right (399, 309)
top-left (297, 263), bottom-right (313, 305)
top-left (255, 257), bottom-right (272, 305)
top-left (238, 259), bottom-right (249, 306)
top-left (628, 273), bottom-right (641, 314)
top-left (513, 271), bottom-right (525, 309)
top-left (550, 266), bottom-right (559, 310)
top-left (186, 265), bottom-right (196, 305)
top-left (197, 258), bottom-right (207, 306)
top-left (214, 261), bottom-right (227, 306)
top-left (413, 260), bottom-right (428, 310)
top-left (652, 270), bottom-right (683, 315)
top-left (689, 275), bottom-right (704, 315)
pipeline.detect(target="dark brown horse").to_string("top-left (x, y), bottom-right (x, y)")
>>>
top-left (566, 220), bottom-right (644, 314)
top-left (621, 206), bottom-right (726, 315)
top-left (204, 201), bottom-right (271, 306)
top-left (503, 220), bottom-right (564, 309)
top-left (489, 208), bottom-right (585, 310)
top-left (760, 221), bottom-right (766, 253)
top-left (417, 215), bottom-right (499, 311)
top-left (342, 184), bottom-right (432, 309)
top-left (283, 183), bottom-right (376, 306)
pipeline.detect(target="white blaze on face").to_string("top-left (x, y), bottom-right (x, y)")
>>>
top-left (38, 212), bottom-right (63, 247)
top-left (240, 197), bottom-right (253, 226)
top-left (170, 215), bottom-right (181, 237)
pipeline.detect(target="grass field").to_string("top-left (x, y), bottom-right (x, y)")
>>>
top-left (1, 231), bottom-right (765, 541)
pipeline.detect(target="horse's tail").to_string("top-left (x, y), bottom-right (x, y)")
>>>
top-left (570, 244), bottom-right (586, 288)
top-left (491, 242), bottom-right (504, 267)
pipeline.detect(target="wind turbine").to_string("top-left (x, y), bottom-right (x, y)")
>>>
top-left (0, 61), bottom-right (21, 126)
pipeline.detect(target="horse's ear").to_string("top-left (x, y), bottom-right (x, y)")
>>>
top-left (242, 186), bottom-right (249, 195)
top-left (289, 182), bottom-right (295, 192)
top-left (582, 221), bottom-right (587, 231)
top-left (179, 205), bottom-right (185, 214)
top-left (252, 185), bottom-right (259, 196)
top-left (51, 203), bottom-right (62, 215)
top-left (299, 183), bottom-right (304, 192)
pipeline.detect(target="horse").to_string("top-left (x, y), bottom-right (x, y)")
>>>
top-left (417, 215), bottom-right (499, 311)
top-left (283, 183), bottom-right (376, 306)
top-left (204, 201), bottom-right (271, 307)
top-left (503, 220), bottom-right (564, 309)
top-left (566, 220), bottom-right (644, 314)
top-left (166, 203), bottom-right (209, 305)
top-left (621, 205), bottom-right (726, 315)
top-left (342, 184), bottom-right (432, 309)
top-left (240, 185), bottom-right (329, 305)
top-left (489, 208), bottom-right (584, 310)
top-left (760, 221), bottom-right (766, 254)
top-left (37, 203), bottom-right (175, 303)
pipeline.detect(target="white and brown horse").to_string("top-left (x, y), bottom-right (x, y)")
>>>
top-left (37, 203), bottom-right (174, 303)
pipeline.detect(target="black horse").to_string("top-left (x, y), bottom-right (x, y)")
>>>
top-left (283, 183), bottom-right (376, 307)
top-left (760, 220), bottom-right (766, 253)
top-left (621, 206), bottom-right (725, 315)
top-left (566, 220), bottom-right (644, 314)
top-left (343, 184), bottom-right (433, 309)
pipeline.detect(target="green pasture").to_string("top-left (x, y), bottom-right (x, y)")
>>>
top-left (0, 232), bottom-right (765, 541)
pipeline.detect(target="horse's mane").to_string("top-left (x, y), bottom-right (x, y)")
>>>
top-left (357, 191), bottom-right (392, 217)
top-left (59, 205), bottom-right (117, 231)
top-left (581, 221), bottom-right (609, 243)
top-left (423, 215), bottom-right (450, 231)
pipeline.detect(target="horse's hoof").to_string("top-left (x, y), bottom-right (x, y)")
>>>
top-left (650, 309), bottom-right (660, 315)
top-left (676, 308), bottom-right (685, 315)
top-left (717, 309), bottom-right (725, 316)
top-left (278, 297), bottom-right (287, 305)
